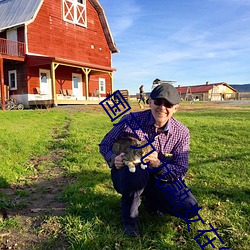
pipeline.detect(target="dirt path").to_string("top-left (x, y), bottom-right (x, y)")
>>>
top-left (0, 118), bottom-right (74, 249)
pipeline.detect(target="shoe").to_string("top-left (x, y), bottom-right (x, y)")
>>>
top-left (123, 222), bottom-right (140, 237)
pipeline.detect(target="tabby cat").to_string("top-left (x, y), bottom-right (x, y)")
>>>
top-left (112, 136), bottom-right (154, 173)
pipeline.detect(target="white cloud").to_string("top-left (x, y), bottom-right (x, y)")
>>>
top-left (101, 0), bottom-right (141, 37)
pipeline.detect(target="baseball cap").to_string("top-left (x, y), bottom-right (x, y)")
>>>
top-left (150, 83), bottom-right (180, 105)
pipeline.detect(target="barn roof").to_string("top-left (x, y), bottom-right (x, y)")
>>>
top-left (0, 0), bottom-right (118, 53)
top-left (0, 0), bottom-right (42, 31)
top-left (176, 82), bottom-right (237, 94)
top-left (89, 0), bottom-right (118, 53)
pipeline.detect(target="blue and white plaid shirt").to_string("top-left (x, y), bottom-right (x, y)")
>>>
top-left (99, 109), bottom-right (190, 182)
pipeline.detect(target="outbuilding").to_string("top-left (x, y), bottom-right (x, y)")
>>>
top-left (177, 82), bottom-right (238, 101)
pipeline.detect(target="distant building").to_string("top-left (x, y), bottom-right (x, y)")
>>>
top-left (177, 82), bottom-right (238, 101)
top-left (151, 78), bottom-right (177, 90)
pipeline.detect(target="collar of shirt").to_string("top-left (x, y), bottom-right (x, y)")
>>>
top-left (148, 112), bottom-right (170, 133)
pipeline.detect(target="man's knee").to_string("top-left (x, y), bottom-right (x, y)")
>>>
top-left (175, 200), bottom-right (199, 219)
top-left (112, 166), bottom-right (149, 194)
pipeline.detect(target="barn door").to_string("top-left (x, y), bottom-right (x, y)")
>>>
top-left (72, 73), bottom-right (82, 98)
top-left (39, 69), bottom-right (52, 99)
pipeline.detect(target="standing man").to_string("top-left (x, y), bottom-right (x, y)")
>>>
top-left (138, 84), bottom-right (146, 105)
top-left (99, 84), bottom-right (198, 237)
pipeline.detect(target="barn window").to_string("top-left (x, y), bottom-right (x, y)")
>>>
top-left (63, 0), bottom-right (87, 27)
top-left (99, 78), bottom-right (106, 94)
top-left (8, 70), bottom-right (17, 90)
top-left (40, 73), bottom-right (47, 83)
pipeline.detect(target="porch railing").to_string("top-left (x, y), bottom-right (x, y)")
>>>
top-left (0, 38), bottom-right (25, 57)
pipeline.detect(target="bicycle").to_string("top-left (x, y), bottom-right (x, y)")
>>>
top-left (5, 98), bottom-right (24, 110)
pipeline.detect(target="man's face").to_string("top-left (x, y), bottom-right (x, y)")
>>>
top-left (149, 98), bottom-right (179, 126)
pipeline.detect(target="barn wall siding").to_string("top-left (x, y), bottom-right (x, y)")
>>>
top-left (55, 66), bottom-right (86, 96)
top-left (17, 26), bottom-right (25, 43)
top-left (27, 66), bottom-right (45, 94)
top-left (26, 0), bottom-right (111, 67)
top-left (4, 62), bottom-right (27, 95)
top-left (88, 74), bottom-right (111, 97)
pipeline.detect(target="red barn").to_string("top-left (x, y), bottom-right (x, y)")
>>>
top-left (0, 0), bottom-right (118, 109)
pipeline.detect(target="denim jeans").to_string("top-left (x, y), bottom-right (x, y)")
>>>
top-left (111, 165), bottom-right (198, 225)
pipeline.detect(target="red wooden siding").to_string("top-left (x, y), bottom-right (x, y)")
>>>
top-left (17, 27), bottom-right (25, 43)
top-left (4, 62), bottom-right (27, 95)
top-left (27, 65), bottom-right (48, 94)
top-left (88, 74), bottom-right (111, 97)
top-left (26, 0), bottom-right (111, 67)
top-left (55, 66), bottom-right (86, 96)
top-left (26, 55), bottom-right (111, 96)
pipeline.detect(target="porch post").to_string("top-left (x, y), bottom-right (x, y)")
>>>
top-left (109, 72), bottom-right (114, 94)
top-left (0, 58), bottom-right (5, 111)
top-left (51, 62), bottom-right (56, 106)
top-left (51, 62), bottom-right (59, 106)
top-left (82, 68), bottom-right (91, 100)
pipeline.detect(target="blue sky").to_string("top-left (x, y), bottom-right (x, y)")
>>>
top-left (99, 0), bottom-right (250, 94)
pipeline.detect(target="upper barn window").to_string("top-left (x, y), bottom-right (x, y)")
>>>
top-left (63, 0), bottom-right (87, 27)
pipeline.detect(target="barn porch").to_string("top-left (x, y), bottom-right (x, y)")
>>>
top-left (28, 98), bottom-right (103, 108)
top-left (26, 55), bottom-right (115, 108)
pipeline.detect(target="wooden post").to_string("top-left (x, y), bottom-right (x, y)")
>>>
top-left (109, 72), bottom-right (114, 94)
top-left (82, 68), bottom-right (91, 100)
top-left (0, 58), bottom-right (6, 111)
top-left (51, 62), bottom-right (59, 106)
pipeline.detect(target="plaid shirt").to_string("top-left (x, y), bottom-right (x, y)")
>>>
top-left (99, 109), bottom-right (190, 182)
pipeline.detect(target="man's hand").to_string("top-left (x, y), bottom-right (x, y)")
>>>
top-left (114, 153), bottom-right (125, 169)
top-left (143, 151), bottom-right (161, 168)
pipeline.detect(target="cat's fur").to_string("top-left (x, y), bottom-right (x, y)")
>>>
top-left (112, 137), bottom-right (153, 173)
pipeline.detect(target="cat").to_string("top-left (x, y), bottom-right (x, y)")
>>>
top-left (112, 136), bottom-right (154, 173)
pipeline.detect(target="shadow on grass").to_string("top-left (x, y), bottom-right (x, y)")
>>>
top-left (61, 168), bottom-right (194, 249)
top-left (190, 182), bottom-right (250, 206)
top-left (190, 151), bottom-right (249, 166)
top-left (0, 177), bottom-right (9, 189)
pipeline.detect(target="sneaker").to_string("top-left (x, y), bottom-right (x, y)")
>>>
top-left (123, 222), bottom-right (140, 237)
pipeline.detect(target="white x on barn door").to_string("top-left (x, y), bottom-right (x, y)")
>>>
top-left (63, 0), bottom-right (86, 27)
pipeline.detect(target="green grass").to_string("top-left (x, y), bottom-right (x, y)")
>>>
top-left (0, 105), bottom-right (249, 249)
top-left (0, 109), bottom-right (68, 186)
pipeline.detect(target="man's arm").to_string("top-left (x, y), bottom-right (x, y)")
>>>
top-left (99, 115), bottom-right (128, 167)
top-left (145, 130), bottom-right (190, 182)
top-left (156, 131), bottom-right (190, 182)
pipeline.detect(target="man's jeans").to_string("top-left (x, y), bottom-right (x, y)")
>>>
top-left (111, 165), bottom-right (198, 225)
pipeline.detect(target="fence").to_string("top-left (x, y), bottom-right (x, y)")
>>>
top-left (182, 92), bottom-right (250, 101)
top-left (0, 38), bottom-right (25, 57)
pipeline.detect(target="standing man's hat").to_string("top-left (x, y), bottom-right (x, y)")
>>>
top-left (150, 84), bottom-right (180, 105)
top-left (153, 78), bottom-right (161, 84)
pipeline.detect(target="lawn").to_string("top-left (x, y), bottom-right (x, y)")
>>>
top-left (0, 102), bottom-right (249, 249)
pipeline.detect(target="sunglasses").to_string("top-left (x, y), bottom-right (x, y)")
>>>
top-left (153, 99), bottom-right (173, 108)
